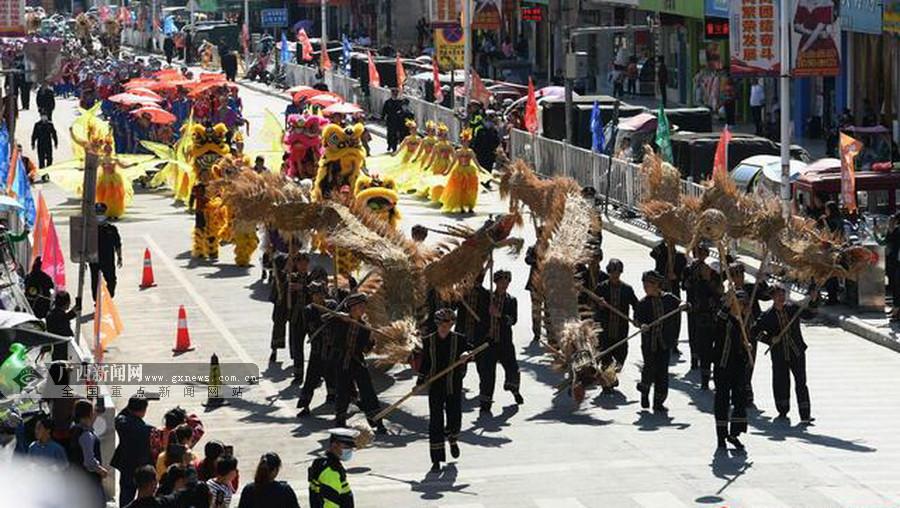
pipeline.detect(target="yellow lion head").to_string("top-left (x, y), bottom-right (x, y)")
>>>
top-left (354, 176), bottom-right (400, 229)
top-left (190, 123), bottom-right (231, 176)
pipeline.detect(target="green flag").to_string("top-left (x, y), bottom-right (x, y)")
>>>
top-left (656, 105), bottom-right (673, 163)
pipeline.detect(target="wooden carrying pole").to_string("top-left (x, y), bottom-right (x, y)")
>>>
top-left (578, 284), bottom-right (641, 327)
top-left (597, 303), bottom-right (686, 359)
top-left (373, 342), bottom-right (489, 421)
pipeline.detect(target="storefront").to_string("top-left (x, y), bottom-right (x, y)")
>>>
top-left (639, 0), bottom-right (704, 106)
top-left (694, 0), bottom-right (730, 115)
top-left (839, 0), bottom-right (892, 132)
top-left (884, 0), bottom-right (900, 143)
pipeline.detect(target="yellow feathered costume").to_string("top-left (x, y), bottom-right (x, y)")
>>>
top-left (440, 129), bottom-right (482, 214)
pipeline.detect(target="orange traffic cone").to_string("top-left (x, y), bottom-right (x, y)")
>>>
top-left (173, 305), bottom-right (194, 353)
top-left (139, 248), bottom-right (156, 288)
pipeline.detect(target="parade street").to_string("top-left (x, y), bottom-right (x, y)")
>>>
top-left (15, 80), bottom-right (900, 508)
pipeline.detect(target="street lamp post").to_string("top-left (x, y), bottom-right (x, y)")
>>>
top-left (779, 0), bottom-right (791, 220)
top-left (244, 0), bottom-right (249, 64)
top-left (462, 0), bottom-right (472, 110)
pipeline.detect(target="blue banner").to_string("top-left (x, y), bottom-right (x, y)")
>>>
top-left (705, 0), bottom-right (729, 18)
top-left (841, 0), bottom-right (883, 34)
top-left (260, 8), bottom-right (288, 28)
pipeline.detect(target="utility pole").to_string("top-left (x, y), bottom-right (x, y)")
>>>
top-left (462, 0), bottom-right (472, 110)
top-left (779, 0), bottom-right (791, 220)
top-left (244, 0), bottom-right (250, 64)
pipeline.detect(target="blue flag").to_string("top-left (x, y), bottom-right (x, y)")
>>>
top-left (0, 126), bottom-right (9, 185)
top-left (11, 157), bottom-right (36, 228)
top-left (163, 15), bottom-right (177, 35)
top-left (280, 32), bottom-right (290, 65)
top-left (590, 101), bottom-right (605, 153)
top-left (341, 34), bottom-right (352, 74)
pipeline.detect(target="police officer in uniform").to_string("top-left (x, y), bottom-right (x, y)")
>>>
top-left (297, 281), bottom-right (338, 417)
top-left (477, 270), bottom-right (522, 412)
top-left (420, 308), bottom-right (471, 472)
top-left (754, 284), bottom-right (815, 423)
top-left (332, 293), bottom-right (387, 433)
top-left (634, 270), bottom-right (682, 411)
top-left (308, 428), bottom-right (358, 508)
top-left (682, 243), bottom-right (723, 389)
top-left (713, 290), bottom-right (752, 450)
top-left (594, 259), bottom-right (638, 375)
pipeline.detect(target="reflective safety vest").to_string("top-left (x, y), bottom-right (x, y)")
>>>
top-left (308, 453), bottom-right (354, 508)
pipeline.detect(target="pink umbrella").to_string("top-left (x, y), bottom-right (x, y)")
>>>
top-left (287, 85), bottom-right (313, 93)
top-left (108, 93), bottom-right (162, 106)
top-left (323, 102), bottom-right (363, 116)
top-left (308, 94), bottom-right (343, 107)
top-left (131, 106), bottom-right (177, 124)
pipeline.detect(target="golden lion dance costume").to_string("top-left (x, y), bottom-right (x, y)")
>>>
top-left (188, 124), bottom-right (231, 259)
top-left (312, 123), bottom-right (367, 202)
top-left (439, 129), bottom-right (482, 214)
top-left (354, 175), bottom-right (401, 230)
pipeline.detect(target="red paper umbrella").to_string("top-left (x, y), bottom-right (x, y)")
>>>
top-left (287, 85), bottom-right (313, 93)
top-left (108, 93), bottom-right (162, 105)
top-left (153, 69), bottom-right (186, 80)
top-left (123, 79), bottom-right (159, 89)
top-left (291, 89), bottom-right (342, 103)
top-left (188, 81), bottom-right (238, 98)
top-left (322, 102), bottom-right (363, 116)
top-left (127, 87), bottom-right (163, 100)
top-left (131, 106), bottom-right (176, 124)
top-left (199, 72), bottom-right (226, 82)
top-left (307, 93), bottom-right (342, 107)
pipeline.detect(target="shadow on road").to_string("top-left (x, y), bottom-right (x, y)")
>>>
top-left (749, 415), bottom-right (877, 453)
top-left (367, 463), bottom-right (474, 501)
top-left (633, 409), bottom-right (691, 431)
top-left (203, 264), bottom-right (252, 279)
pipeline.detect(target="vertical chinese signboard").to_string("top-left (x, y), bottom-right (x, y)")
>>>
top-left (434, 26), bottom-right (465, 71)
top-left (473, 0), bottom-right (502, 31)
top-left (791, 0), bottom-right (840, 76)
top-left (729, 0), bottom-right (780, 75)
top-left (0, 0), bottom-right (26, 36)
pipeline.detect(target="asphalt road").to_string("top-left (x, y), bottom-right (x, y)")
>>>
top-left (14, 79), bottom-right (900, 508)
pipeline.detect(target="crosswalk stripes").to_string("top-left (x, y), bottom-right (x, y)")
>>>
top-left (631, 492), bottom-right (690, 508)
top-left (534, 498), bottom-right (589, 508)
top-left (725, 487), bottom-right (791, 508)
top-left (816, 486), bottom-right (893, 507)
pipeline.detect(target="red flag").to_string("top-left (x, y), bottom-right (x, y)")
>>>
top-left (31, 192), bottom-right (50, 266)
top-left (297, 28), bottom-right (313, 61)
top-left (368, 51), bottom-right (380, 88)
top-left (712, 126), bottom-right (732, 180)
top-left (840, 133), bottom-right (864, 213)
top-left (524, 77), bottom-right (538, 134)
top-left (42, 214), bottom-right (66, 290)
top-left (432, 59), bottom-right (443, 104)
top-left (320, 39), bottom-right (332, 70)
top-left (469, 69), bottom-right (492, 105)
top-left (396, 55), bottom-right (406, 91)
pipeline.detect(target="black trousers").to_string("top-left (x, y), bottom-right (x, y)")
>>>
top-left (476, 340), bottom-right (520, 404)
top-left (37, 146), bottom-right (52, 168)
top-left (714, 363), bottom-right (747, 440)
top-left (89, 263), bottom-right (116, 301)
top-left (119, 474), bottom-right (136, 507)
top-left (772, 350), bottom-right (810, 419)
top-left (18, 81), bottom-right (31, 110)
top-left (271, 303), bottom-right (288, 350)
top-left (386, 126), bottom-right (399, 152)
top-left (428, 382), bottom-right (462, 463)
top-left (297, 352), bottom-right (335, 408)
top-left (530, 290), bottom-right (543, 340)
top-left (335, 361), bottom-right (381, 424)
top-left (689, 312), bottom-right (715, 384)
top-left (288, 310), bottom-right (305, 378)
top-left (639, 345), bottom-right (669, 405)
top-left (598, 330), bottom-right (628, 369)
top-left (746, 339), bottom-right (758, 403)
top-left (751, 105), bottom-right (763, 135)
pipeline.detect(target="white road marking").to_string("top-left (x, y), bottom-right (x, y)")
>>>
top-left (726, 487), bottom-right (791, 508)
top-left (631, 492), bottom-right (690, 508)
top-left (816, 486), bottom-right (893, 507)
top-left (144, 234), bottom-right (281, 403)
top-left (535, 498), bottom-right (588, 508)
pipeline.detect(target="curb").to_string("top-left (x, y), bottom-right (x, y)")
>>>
top-left (601, 214), bottom-right (900, 354)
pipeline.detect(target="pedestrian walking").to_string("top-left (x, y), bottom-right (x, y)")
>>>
top-left (634, 270), bottom-right (682, 411)
top-left (237, 452), bottom-right (300, 508)
top-left (31, 114), bottom-right (58, 169)
top-left (682, 243), bottom-right (722, 388)
top-left (382, 88), bottom-right (405, 152)
top-left (24, 256), bottom-right (54, 318)
top-left (332, 293), bottom-right (387, 432)
top-left (713, 291), bottom-right (751, 450)
top-left (164, 36), bottom-right (176, 65)
top-left (111, 396), bottom-right (154, 507)
top-left (477, 270), bottom-right (523, 412)
top-left (296, 282), bottom-right (338, 416)
top-left (657, 57), bottom-right (668, 108)
top-left (594, 259), bottom-right (638, 378)
top-left (754, 284), bottom-right (816, 423)
top-left (308, 428), bottom-right (358, 508)
top-left (36, 82), bottom-right (55, 120)
top-left (27, 416), bottom-right (68, 468)
top-left (726, 262), bottom-right (770, 404)
top-left (750, 79), bottom-right (765, 135)
top-left (420, 308), bottom-right (471, 472)
top-left (89, 203), bottom-right (123, 302)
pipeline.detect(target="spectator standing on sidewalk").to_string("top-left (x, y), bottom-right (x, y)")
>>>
top-left (750, 79), bottom-right (765, 135)
top-left (382, 88), bottom-right (405, 153)
top-left (112, 396), bottom-right (154, 507)
top-left (31, 113), bottom-right (58, 169)
top-left (27, 416), bottom-right (68, 469)
top-left (36, 82), bottom-right (55, 120)
top-left (657, 57), bottom-right (668, 108)
top-left (69, 399), bottom-right (109, 505)
top-left (24, 257), bottom-right (54, 318)
top-left (237, 452), bottom-right (300, 508)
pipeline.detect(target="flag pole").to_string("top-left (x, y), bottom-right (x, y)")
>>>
top-left (779, 0), bottom-right (791, 221)
top-left (94, 272), bottom-right (103, 363)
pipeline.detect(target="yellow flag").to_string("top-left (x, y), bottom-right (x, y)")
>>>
top-left (94, 273), bottom-right (123, 360)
